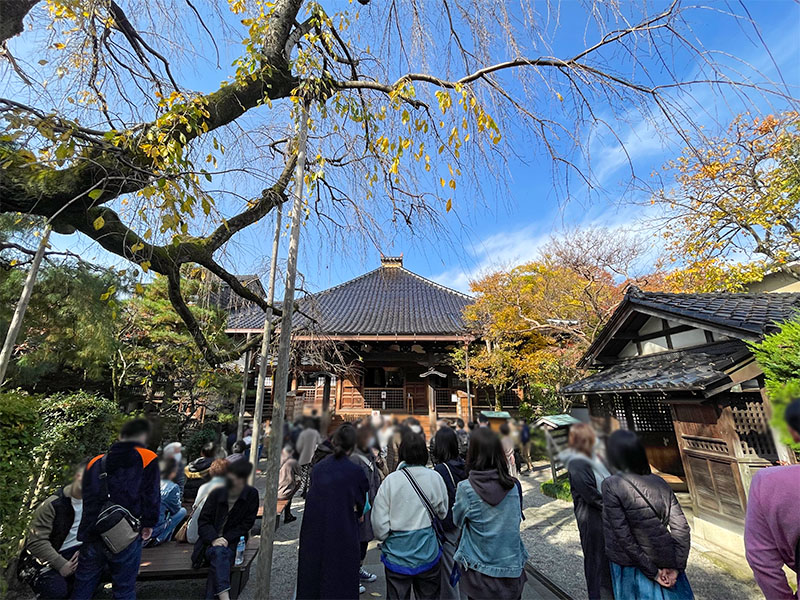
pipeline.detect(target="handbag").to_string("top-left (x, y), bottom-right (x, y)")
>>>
top-left (401, 468), bottom-right (446, 547)
top-left (173, 508), bottom-right (192, 543)
top-left (94, 456), bottom-right (141, 554)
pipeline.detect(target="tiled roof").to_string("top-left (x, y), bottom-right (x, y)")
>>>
top-left (562, 340), bottom-right (751, 395)
top-left (227, 265), bottom-right (472, 336)
top-left (626, 287), bottom-right (800, 334)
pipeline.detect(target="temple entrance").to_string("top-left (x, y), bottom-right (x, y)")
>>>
top-left (405, 382), bottom-right (428, 414)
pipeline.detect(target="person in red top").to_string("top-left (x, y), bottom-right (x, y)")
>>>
top-left (72, 418), bottom-right (160, 600)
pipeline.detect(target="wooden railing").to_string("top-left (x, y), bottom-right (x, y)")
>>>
top-left (435, 388), bottom-right (458, 413)
top-left (298, 386), bottom-right (317, 405)
top-left (363, 387), bottom-right (405, 410)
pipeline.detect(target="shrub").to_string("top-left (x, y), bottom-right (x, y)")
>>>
top-left (184, 423), bottom-right (221, 460)
top-left (37, 391), bottom-right (123, 489)
top-left (0, 390), bottom-right (122, 590)
top-left (0, 390), bottom-right (42, 585)
top-left (540, 476), bottom-right (572, 502)
top-left (750, 318), bottom-right (800, 451)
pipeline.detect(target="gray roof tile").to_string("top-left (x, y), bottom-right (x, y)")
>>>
top-left (227, 266), bottom-right (472, 336)
top-left (562, 340), bottom-right (751, 395)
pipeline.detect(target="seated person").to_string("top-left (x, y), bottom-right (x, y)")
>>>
top-left (192, 460), bottom-right (259, 600)
top-left (18, 461), bottom-right (86, 599)
top-left (148, 457), bottom-right (188, 546)
top-left (187, 458), bottom-right (228, 544)
top-left (184, 442), bottom-right (218, 504)
top-left (226, 441), bottom-right (247, 464)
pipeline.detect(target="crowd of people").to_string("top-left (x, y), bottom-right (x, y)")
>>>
top-left (16, 399), bottom-right (800, 600)
top-left (559, 399), bottom-right (800, 600)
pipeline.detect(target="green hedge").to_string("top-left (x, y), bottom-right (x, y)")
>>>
top-left (0, 390), bottom-right (122, 589)
top-left (0, 390), bottom-right (42, 586)
top-left (751, 318), bottom-right (800, 452)
top-left (540, 476), bottom-right (572, 502)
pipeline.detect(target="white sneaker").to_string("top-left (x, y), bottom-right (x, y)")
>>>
top-left (359, 585), bottom-right (366, 594)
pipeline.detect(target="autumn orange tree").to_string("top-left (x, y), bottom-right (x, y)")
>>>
top-left (651, 112), bottom-right (800, 292)
top-left (455, 228), bottom-right (660, 413)
top-left (1, 0), bottom-right (792, 364)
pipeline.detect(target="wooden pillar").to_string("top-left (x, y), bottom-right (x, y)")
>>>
top-left (335, 375), bottom-right (343, 411)
top-left (321, 375), bottom-right (332, 434)
top-left (427, 377), bottom-right (436, 436)
top-left (237, 334), bottom-right (251, 440)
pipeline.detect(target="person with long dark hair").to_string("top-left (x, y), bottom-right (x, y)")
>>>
top-left (431, 426), bottom-right (468, 600)
top-left (559, 424), bottom-right (612, 599)
top-left (602, 430), bottom-right (693, 600)
top-left (371, 430), bottom-right (448, 600)
top-left (297, 423), bottom-right (370, 600)
top-left (452, 427), bottom-right (528, 600)
top-left (349, 423), bottom-right (382, 586)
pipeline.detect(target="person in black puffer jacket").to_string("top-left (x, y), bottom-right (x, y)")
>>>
top-left (601, 430), bottom-right (693, 600)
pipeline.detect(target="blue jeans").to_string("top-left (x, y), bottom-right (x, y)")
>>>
top-left (32, 547), bottom-right (79, 599)
top-left (204, 545), bottom-right (234, 599)
top-left (72, 538), bottom-right (142, 600)
top-left (151, 507), bottom-right (188, 546)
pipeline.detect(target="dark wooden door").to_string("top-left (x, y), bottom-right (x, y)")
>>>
top-left (405, 383), bottom-right (427, 414)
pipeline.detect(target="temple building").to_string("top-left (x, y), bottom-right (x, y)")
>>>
top-left (562, 286), bottom-right (800, 559)
top-left (226, 255), bottom-right (521, 431)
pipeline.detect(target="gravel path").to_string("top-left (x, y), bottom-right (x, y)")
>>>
top-left (518, 462), bottom-right (762, 600)
top-left (77, 459), bottom-right (765, 599)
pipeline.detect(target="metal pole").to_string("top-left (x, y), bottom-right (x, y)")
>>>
top-left (0, 225), bottom-right (51, 386)
top-left (237, 334), bottom-right (251, 441)
top-left (248, 206), bottom-right (283, 482)
top-left (256, 100), bottom-right (310, 597)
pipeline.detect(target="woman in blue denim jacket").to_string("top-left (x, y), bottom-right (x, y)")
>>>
top-left (452, 427), bottom-right (528, 600)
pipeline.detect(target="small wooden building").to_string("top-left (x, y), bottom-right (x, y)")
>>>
top-left (226, 256), bottom-right (522, 431)
top-left (562, 287), bottom-right (799, 558)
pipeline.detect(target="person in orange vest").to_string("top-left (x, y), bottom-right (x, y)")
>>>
top-left (72, 418), bottom-right (160, 600)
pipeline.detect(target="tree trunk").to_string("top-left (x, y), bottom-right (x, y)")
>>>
top-left (255, 100), bottom-right (310, 597)
top-left (0, 225), bottom-right (51, 386)
top-left (248, 205), bottom-right (283, 482)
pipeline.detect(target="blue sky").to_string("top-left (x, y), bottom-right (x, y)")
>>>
top-left (36, 0), bottom-right (800, 296)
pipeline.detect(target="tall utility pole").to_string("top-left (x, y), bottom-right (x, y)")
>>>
top-left (255, 100), bottom-right (310, 597)
top-left (0, 225), bottom-right (51, 386)
top-left (247, 205), bottom-right (283, 482)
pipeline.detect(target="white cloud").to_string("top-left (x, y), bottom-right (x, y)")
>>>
top-left (431, 225), bottom-right (551, 292)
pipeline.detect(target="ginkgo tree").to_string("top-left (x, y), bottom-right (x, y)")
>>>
top-left (651, 111), bottom-right (800, 292)
top-left (1, 0), bottom-right (791, 363)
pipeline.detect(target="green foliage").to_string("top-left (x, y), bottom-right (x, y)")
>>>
top-left (37, 392), bottom-right (123, 488)
top-left (751, 317), bottom-right (800, 451)
top-left (184, 423), bottom-right (221, 460)
top-left (0, 262), bottom-right (124, 390)
top-left (540, 476), bottom-right (572, 502)
top-left (0, 390), bottom-right (42, 578)
top-left (0, 390), bottom-right (122, 587)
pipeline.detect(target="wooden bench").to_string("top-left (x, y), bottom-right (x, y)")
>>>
top-left (256, 498), bottom-right (290, 530)
top-left (139, 537), bottom-right (259, 600)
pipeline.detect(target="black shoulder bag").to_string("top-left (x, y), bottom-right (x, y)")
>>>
top-left (94, 456), bottom-right (141, 554)
top-left (402, 469), bottom-right (446, 547)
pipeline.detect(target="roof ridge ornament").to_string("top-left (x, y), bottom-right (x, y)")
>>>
top-left (380, 253), bottom-right (403, 268)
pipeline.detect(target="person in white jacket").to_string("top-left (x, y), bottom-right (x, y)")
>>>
top-left (186, 458), bottom-right (227, 544)
top-left (371, 429), bottom-right (448, 600)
